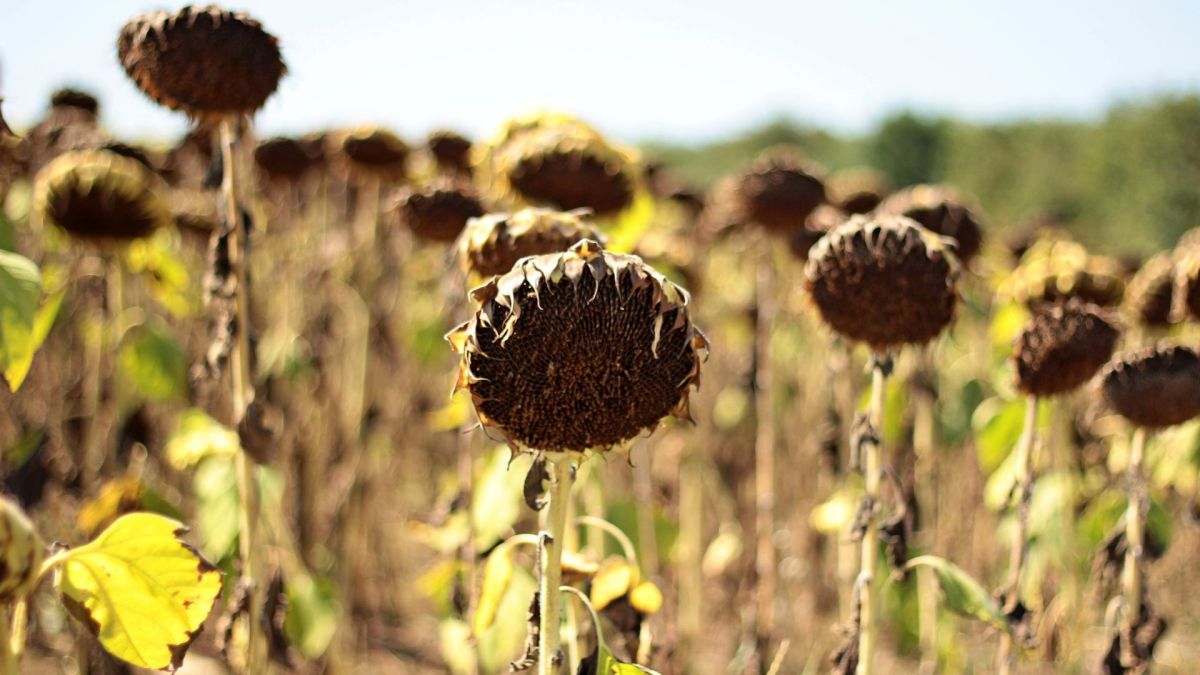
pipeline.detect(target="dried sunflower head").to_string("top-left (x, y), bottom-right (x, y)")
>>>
top-left (827, 167), bottom-right (888, 215)
top-left (476, 112), bottom-right (637, 217)
top-left (734, 146), bottom-right (826, 234)
top-left (1101, 344), bottom-right (1200, 429)
top-left (788, 204), bottom-right (845, 260)
top-left (254, 136), bottom-right (320, 183)
top-left (34, 149), bottom-right (172, 243)
top-left (0, 497), bottom-right (43, 603)
top-left (1179, 245), bottom-right (1200, 322)
top-left (335, 126), bottom-right (409, 180)
top-left (447, 239), bottom-right (707, 454)
top-left (875, 184), bottom-right (983, 263)
top-left (390, 178), bottom-right (485, 243)
top-left (1014, 299), bottom-right (1120, 397)
top-left (805, 214), bottom-right (960, 348)
top-left (426, 129), bottom-right (473, 175)
top-left (1001, 237), bottom-right (1125, 308)
top-left (50, 88), bottom-right (100, 117)
top-left (117, 5), bottom-right (285, 120)
top-left (1124, 251), bottom-right (1177, 328)
top-left (458, 207), bottom-right (605, 278)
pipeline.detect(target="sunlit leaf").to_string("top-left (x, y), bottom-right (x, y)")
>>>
top-left (476, 565), bottom-right (535, 674)
top-left (76, 477), bottom-right (143, 537)
top-left (125, 235), bottom-right (194, 318)
top-left (166, 409), bottom-right (240, 471)
top-left (473, 538), bottom-right (518, 635)
top-left (438, 618), bottom-right (478, 675)
top-left (628, 581), bottom-right (663, 615)
top-left (119, 321), bottom-right (188, 402)
top-left (810, 487), bottom-right (862, 535)
top-left (56, 513), bottom-right (222, 671)
top-left (192, 456), bottom-right (241, 561)
top-left (701, 529), bottom-right (743, 577)
top-left (0, 250), bottom-right (42, 390)
top-left (591, 557), bottom-right (638, 612)
top-left (907, 555), bottom-right (1005, 630)
top-left (472, 446), bottom-right (528, 550)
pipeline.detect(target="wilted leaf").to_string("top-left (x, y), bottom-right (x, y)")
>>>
top-left (0, 250), bottom-right (42, 390)
top-left (907, 555), bottom-right (1006, 629)
top-left (166, 409), bottom-right (240, 471)
top-left (119, 321), bottom-right (188, 402)
top-left (628, 581), bottom-right (663, 615)
top-left (76, 477), bottom-right (143, 537)
top-left (56, 513), bottom-right (222, 671)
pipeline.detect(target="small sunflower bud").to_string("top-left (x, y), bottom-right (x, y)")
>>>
top-left (0, 497), bottom-right (44, 603)
top-left (805, 214), bottom-right (960, 348)
top-left (1014, 299), bottom-right (1120, 397)
top-left (1101, 344), bottom-right (1200, 429)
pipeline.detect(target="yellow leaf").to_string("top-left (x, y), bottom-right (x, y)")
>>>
top-left (628, 581), bottom-right (663, 616)
top-left (76, 477), bottom-right (142, 537)
top-left (428, 392), bottom-right (471, 432)
top-left (809, 487), bottom-right (861, 535)
top-left (165, 409), bottom-right (239, 471)
top-left (57, 513), bottom-right (222, 671)
top-left (590, 557), bottom-right (637, 612)
top-left (473, 543), bottom-right (516, 635)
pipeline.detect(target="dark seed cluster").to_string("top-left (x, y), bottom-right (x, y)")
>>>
top-left (505, 127), bottom-right (633, 216)
top-left (337, 127), bottom-right (409, 178)
top-left (1014, 299), bottom-right (1120, 396)
top-left (734, 147), bottom-right (826, 233)
top-left (34, 149), bottom-right (171, 242)
top-left (827, 167), bottom-right (887, 215)
top-left (449, 240), bottom-right (706, 453)
top-left (805, 214), bottom-right (959, 348)
top-left (426, 130), bottom-right (473, 175)
top-left (49, 88), bottom-right (100, 116)
top-left (875, 184), bottom-right (983, 263)
top-left (391, 179), bottom-right (484, 243)
top-left (117, 5), bottom-right (286, 119)
top-left (458, 207), bottom-right (604, 278)
top-left (1101, 344), bottom-right (1200, 429)
top-left (254, 136), bottom-right (321, 182)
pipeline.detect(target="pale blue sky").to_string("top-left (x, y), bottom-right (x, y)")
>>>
top-left (2, 0), bottom-right (1198, 144)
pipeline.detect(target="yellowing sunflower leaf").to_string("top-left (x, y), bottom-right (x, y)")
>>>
top-left (473, 540), bottom-right (516, 635)
top-left (591, 557), bottom-right (637, 611)
top-left (0, 250), bottom-right (42, 390)
top-left (165, 409), bottom-right (239, 471)
top-left (628, 581), bottom-right (663, 615)
top-left (56, 513), bottom-right (222, 671)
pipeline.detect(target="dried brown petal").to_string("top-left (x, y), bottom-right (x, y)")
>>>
top-left (448, 240), bottom-right (707, 453)
top-left (34, 149), bottom-right (172, 242)
top-left (1101, 343), bottom-right (1200, 428)
top-left (734, 146), bottom-right (826, 233)
top-left (805, 214), bottom-right (960, 348)
top-left (390, 178), bottom-right (484, 243)
top-left (875, 184), bottom-right (983, 263)
top-left (458, 207), bottom-right (604, 278)
top-left (1014, 299), bottom-right (1120, 396)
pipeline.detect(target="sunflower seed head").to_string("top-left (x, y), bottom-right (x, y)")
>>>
top-left (805, 214), bottom-right (960, 348)
top-left (1124, 251), bottom-right (1177, 328)
top-left (1014, 299), bottom-right (1120, 396)
top-left (447, 239), bottom-right (707, 454)
top-left (33, 149), bottom-right (172, 242)
top-left (734, 145), bottom-right (826, 234)
top-left (1101, 343), bottom-right (1200, 429)
top-left (875, 184), bottom-right (984, 263)
top-left (390, 178), bottom-right (485, 243)
top-left (457, 207), bottom-right (605, 278)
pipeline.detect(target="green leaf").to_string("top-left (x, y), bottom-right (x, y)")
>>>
top-left (192, 456), bottom-right (241, 561)
top-left (56, 513), bottom-right (222, 671)
top-left (473, 537), bottom-right (518, 635)
top-left (124, 235), bottom-right (195, 318)
top-left (471, 446), bottom-right (527, 551)
top-left (973, 396), bottom-right (1026, 475)
top-left (283, 572), bottom-right (340, 659)
top-left (119, 321), bottom-right (188, 402)
top-left (0, 250), bottom-right (42, 390)
top-left (907, 555), bottom-right (1006, 630)
top-left (165, 409), bottom-right (240, 471)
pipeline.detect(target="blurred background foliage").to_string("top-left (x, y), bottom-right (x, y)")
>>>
top-left (644, 94), bottom-right (1200, 252)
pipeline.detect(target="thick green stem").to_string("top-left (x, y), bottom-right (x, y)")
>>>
top-left (1123, 427), bottom-right (1148, 632)
top-left (539, 456), bottom-right (574, 675)
top-left (220, 117), bottom-right (265, 674)
top-left (998, 396), bottom-right (1039, 675)
top-left (857, 352), bottom-right (888, 675)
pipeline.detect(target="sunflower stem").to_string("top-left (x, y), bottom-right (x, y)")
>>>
top-left (1, 603), bottom-right (17, 675)
top-left (997, 395), bottom-right (1039, 675)
top-left (1123, 427), bottom-right (1148, 633)
top-left (538, 455), bottom-right (574, 675)
top-left (220, 116), bottom-right (265, 675)
top-left (753, 248), bottom-right (777, 672)
top-left (857, 350), bottom-right (889, 675)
